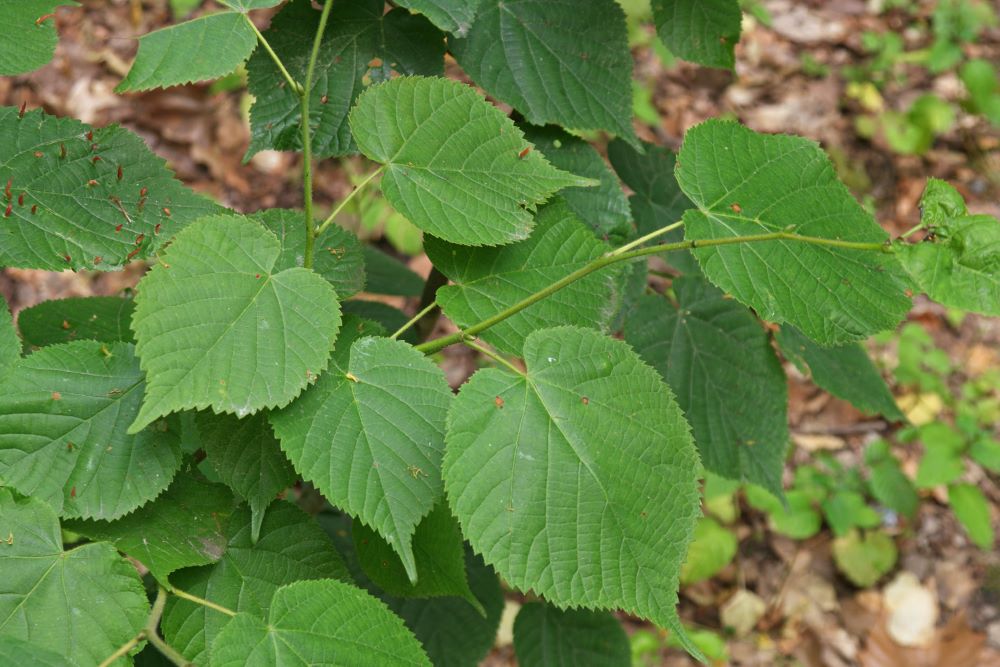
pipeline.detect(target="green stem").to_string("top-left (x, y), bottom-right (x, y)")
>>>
top-left (170, 587), bottom-right (237, 617)
top-left (144, 587), bottom-right (190, 666)
top-left (245, 15), bottom-right (302, 95)
top-left (609, 220), bottom-right (683, 256)
top-left (98, 636), bottom-right (142, 667)
top-left (300, 0), bottom-right (335, 269)
top-left (316, 165), bottom-right (385, 235)
top-left (464, 339), bottom-right (526, 377)
top-left (899, 222), bottom-right (925, 240)
top-left (415, 230), bottom-right (892, 355)
top-left (391, 301), bottom-right (439, 340)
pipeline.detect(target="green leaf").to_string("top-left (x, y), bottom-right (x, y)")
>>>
top-left (0, 1), bottom-right (77, 76)
top-left (897, 182), bottom-right (1000, 316)
top-left (0, 107), bottom-right (219, 271)
top-left (386, 550), bottom-right (504, 667)
top-left (680, 517), bottom-right (738, 585)
top-left (0, 488), bottom-right (148, 664)
top-left (246, 0), bottom-right (444, 160)
top-left (919, 177), bottom-right (968, 225)
top-left (118, 12), bottom-right (256, 92)
top-left (17, 296), bottom-right (135, 349)
top-left (209, 579), bottom-right (432, 666)
top-left (776, 326), bottom-right (903, 420)
top-left (162, 501), bottom-right (350, 663)
top-left (821, 490), bottom-right (881, 537)
top-left (676, 120), bottom-right (911, 345)
top-left (960, 59), bottom-right (1000, 125)
top-left (395, 0), bottom-right (482, 35)
top-left (130, 214), bottom-right (342, 432)
top-left (0, 637), bottom-right (71, 667)
top-left (948, 483), bottom-right (994, 550)
top-left (746, 487), bottom-right (822, 539)
top-left (521, 125), bottom-right (631, 242)
top-left (651, 0), bottom-right (742, 69)
top-left (444, 326), bottom-right (700, 639)
top-left (915, 440), bottom-right (964, 489)
top-left (0, 297), bottom-right (17, 379)
top-left (341, 300), bottom-right (418, 343)
top-left (624, 277), bottom-right (788, 496)
top-left (427, 201), bottom-right (620, 354)
top-left (362, 246), bottom-right (424, 297)
top-left (270, 319), bottom-right (452, 583)
top-left (452, 0), bottom-right (638, 147)
top-left (0, 341), bottom-right (182, 519)
top-left (970, 437), bottom-right (1000, 472)
top-left (832, 529), bottom-right (897, 587)
top-left (607, 139), bottom-right (697, 274)
top-left (250, 208), bottom-right (366, 299)
top-left (64, 471), bottom-right (235, 582)
top-left (868, 459), bottom-right (919, 518)
top-left (354, 504), bottom-right (481, 612)
top-left (219, 0), bottom-right (284, 10)
top-left (513, 602), bottom-right (631, 667)
top-left (350, 76), bottom-right (593, 246)
top-left (197, 411), bottom-right (297, 543)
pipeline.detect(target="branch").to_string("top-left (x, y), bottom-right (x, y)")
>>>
top-left (300, 0), bottom-right (336, 269)
top-left (415, 230), bottom-right (893, 355)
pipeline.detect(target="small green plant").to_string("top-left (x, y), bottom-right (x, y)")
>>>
top-left (961, 58), bottom-right (1000, 126)
top-left (1, 2), bottom-right (998, 665)
top-left (879, 94), bottom-right (956, 155)
top-left (745, 454), bottom-right (900, 587)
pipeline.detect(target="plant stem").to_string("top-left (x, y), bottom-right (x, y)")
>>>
top-left (463, 339), bottom-right (526, 377)
top-left (415, 267), bottom-right (449, 341)
top-left (899, 222), bottom-right (925, 239)
top-left (170, 587), bottom-right (237, 617)
top-left (300, 0), bottom-right (335, 269)
top-left (144, 587), bottom-right (190, 666)
top-left (98, 636), bottom-right (142, 667)
top-left (316, 165), bottom-right (385, 235)
top-left (415, 230), bottom-right (893, 355)
top-left (100, 586), bottom-right (194, 667)
top-left (244, 16), bottom-right (301, 95)
top-left (609, 220), bottom-right (683, 256)
top-left (391, 301), bottom-right (439, 340)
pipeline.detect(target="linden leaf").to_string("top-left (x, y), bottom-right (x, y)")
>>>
top-left (270, 318), bottom-right (452, 583)
top-left (117, 11), bottom-right (257, 92)
top-left (0, 341), bottom-right (182, 519)
top-left (130, 214), bottom-right (342, 432)
top-left (0, 107), bottom-right (218, 271)
top-left (452, 0), bottom-right (639, 146)
top-left (444, 327), bottom-right (700, 646)
top-left (676, 120), bottom-right (911, 344)
top-left (0, 488), bottom-right (148, 665)
top-left (0, 1), bottom-right (78, 76)
top-left (349, 76), bottom-right (593, 246)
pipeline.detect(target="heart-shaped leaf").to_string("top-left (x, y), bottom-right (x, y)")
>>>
top-left (444, 326), bottom-right (700, 643)
top-left (0, 341), bottom-right (182, 519)
top-left (130, 214), bottom-right (342, 432)
top-left (349, 76), bottom-right (593, 246)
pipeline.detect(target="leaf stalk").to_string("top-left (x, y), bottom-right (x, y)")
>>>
top-left (316, 165), bottom-right (385, 235)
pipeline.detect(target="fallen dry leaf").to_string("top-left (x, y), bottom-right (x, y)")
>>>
top-left (860, 612), bottom-right (988, 667)
top-left (721, 589), bottom-right (767, 637)
top-left (884, 572), bottom-right (939, 647)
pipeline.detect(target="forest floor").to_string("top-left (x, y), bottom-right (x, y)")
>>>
top-left (2, 1), bottom-right (998, 665)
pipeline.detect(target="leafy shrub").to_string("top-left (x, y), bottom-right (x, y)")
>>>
top-left (0, 1), bottom-right (998, 664)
